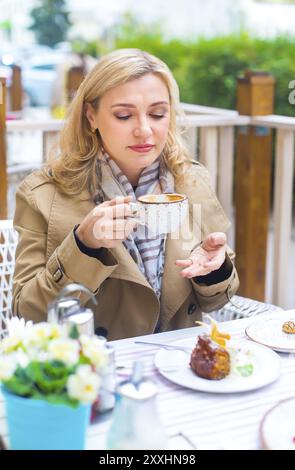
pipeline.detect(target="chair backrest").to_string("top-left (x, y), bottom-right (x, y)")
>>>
top-left (208, 294), bottom-right (283, 323)
top-left (0, 220), bottom-right (18, 336)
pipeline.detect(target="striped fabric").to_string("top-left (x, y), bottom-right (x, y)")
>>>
top-left (97, 154), bottom-right (175, 301)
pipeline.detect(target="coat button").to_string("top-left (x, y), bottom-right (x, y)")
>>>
top-left (188, 303), bottom-right (197, 315)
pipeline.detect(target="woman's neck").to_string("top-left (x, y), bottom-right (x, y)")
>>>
top-left (126, 172), bottom-right (140, 186)
top-left (116, 164), bottom-right (141, 186)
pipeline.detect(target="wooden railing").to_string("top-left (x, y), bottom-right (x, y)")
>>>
top-left (1, 104), bottom-right (295, 309)
top-left (251, 115), bottom-right (295, 307)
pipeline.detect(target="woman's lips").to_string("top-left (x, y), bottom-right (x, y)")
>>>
top-left (128, 145), bottom-right (155, 153)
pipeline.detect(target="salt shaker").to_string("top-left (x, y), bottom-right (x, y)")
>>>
top-left (96, 343), bottom-right (116, 413)
top-left (106, 362), bottom-right (167, 450)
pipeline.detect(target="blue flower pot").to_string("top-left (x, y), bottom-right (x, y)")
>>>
top-left (2, 387), bottom-right (91, 450)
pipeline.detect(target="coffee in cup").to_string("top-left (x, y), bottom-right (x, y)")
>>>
top-left (131, 193), bottom-right (188, 235)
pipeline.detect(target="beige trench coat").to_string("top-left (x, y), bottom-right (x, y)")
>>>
top-left (12, 162), bottom-right (239, 340)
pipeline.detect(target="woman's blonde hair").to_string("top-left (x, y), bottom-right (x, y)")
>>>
top-left (48, 48), bottom-right (190, 196)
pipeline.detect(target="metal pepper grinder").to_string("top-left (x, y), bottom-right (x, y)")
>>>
top-left (47, 283), bottom-right (97, 335)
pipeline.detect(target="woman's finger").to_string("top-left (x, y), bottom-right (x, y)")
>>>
top-left (202, 232), bottom-right (226, 251)
top-left (203, 251), bottom-right (226, 269)
top-left (93, 203), bottom-right (133, 219)
top-left (175, 259), bottom-right (194, 267)
top-left (98, 196), bottom-right (132, 209)
top-left (180, 266), bottom-right (210, 278)
top-left (107, 196), bottom-right (133, 206)
top-left (93, 218), bottom-right (137, 240)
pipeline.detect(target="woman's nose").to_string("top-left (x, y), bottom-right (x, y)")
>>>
top-left (133, 118), bottom-right (152, 139)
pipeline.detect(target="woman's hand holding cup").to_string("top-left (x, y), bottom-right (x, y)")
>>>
top-left (75, 196), bottom-right (137, 249)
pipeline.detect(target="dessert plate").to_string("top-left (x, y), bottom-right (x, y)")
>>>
top-left (154, 337), bottom-right (280, 393)
top-left (260, 396), bottom-right (295, 450)
top-left (245, 310), bottom-right (295, 353)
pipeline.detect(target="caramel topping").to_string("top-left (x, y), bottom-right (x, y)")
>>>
top-left (282, 320), bottom-right (295, 334)
top-left (195, 315), bottom-right (231, 348)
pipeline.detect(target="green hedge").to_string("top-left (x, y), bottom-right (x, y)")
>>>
top-left (112, 22), bottom-right (295, 116)
top-left (76, 18), bottom-right (295, 116)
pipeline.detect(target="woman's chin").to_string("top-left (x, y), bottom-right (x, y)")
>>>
top-left (131, 151), bottom-right (159, 163)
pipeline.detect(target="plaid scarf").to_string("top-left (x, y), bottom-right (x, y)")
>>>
top-left (95, 153), bottom-right (174, 299)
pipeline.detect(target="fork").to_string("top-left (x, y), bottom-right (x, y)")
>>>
top-left (134, 340), bottom-right (191, 353)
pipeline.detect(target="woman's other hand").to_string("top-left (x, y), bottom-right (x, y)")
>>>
top-left (175, 232), bottom-right (227, 279)
top-left (75, 196), bottom-right (137, 249)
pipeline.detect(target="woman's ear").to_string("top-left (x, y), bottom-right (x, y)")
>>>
top-left (85, 103), bottom-right (96, 129)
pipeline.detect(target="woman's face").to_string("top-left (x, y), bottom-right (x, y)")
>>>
top-left (86, 73), bottom-right (170, 185)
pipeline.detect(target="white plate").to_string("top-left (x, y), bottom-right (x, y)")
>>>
top-left (154, 337), bottom-right (280, 393)
top-left (260, 397), bottom-right (295, 450)
top-left (245, 310), bottom-right (295, 353)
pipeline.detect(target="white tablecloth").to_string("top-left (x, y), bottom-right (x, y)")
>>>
top-left (1, 312), bottom-right (295, 450)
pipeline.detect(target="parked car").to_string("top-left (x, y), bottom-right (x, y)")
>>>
top-left (22, 53), bottom-right (66, 107)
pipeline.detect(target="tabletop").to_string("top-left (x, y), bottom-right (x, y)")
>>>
top-left (1, 312), bottom-right (295, 450)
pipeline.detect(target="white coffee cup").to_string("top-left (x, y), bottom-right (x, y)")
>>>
top-left (130, 193), bottom-right (188, 235)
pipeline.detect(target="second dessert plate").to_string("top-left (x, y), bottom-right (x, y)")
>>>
top-left (245, 310), bottom-right (295, 353)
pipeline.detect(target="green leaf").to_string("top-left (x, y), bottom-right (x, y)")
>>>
top-left (25, 361), bottom-right (72, 395)
top-left (3, 366), bottom-right (35, 397)
top-left (43, 360), bottom-right (75, 378)
top-left (45, 393), bottom-right (80, 408)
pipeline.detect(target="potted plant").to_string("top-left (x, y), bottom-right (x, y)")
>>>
top-left (0, 318), bottom-right (107, 450)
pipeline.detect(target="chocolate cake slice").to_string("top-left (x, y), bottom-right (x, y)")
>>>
top-left (190, 334), bottom-right (230, 380)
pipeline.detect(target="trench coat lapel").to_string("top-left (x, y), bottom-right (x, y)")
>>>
top-left (160, 208), bottom-right (201, 326)
top-left (108, 210), bottom-right (200, 322)
top-left (109, 242), bottom-right (153, 290)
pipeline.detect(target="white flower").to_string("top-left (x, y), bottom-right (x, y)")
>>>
top-left (27, 348), bottom-right (50, 363)
top-left (0, 317), bottom-right (33, 354)
top-left (67, 365), bottom-right (101, 404)
top-left (80, 335), bottom-right (108, 370)
top-left (25, 322), bottom-right (64, 348)
top-left (0, 335), bottom-right (22, 354)
top-left (47, 323), bottom-right (66, 339)
top-left (6, 317), bottom-right (33, 337)
top-left (11, 350), bottom-right (30, 368)
top-left (0, 356), bottom-right (16, 381)
top-left (48, 338), bottom-right (80, 365)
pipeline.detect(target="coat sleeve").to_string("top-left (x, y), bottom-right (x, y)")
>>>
top-left (12, 179), bottom-right (118, 323)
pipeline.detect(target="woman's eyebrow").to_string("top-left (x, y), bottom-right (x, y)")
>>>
top-left (110, 101), bottom-right (169, 108)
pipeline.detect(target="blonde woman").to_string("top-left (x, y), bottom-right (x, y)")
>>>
top-left (13, 49), bottom-right (239, 340)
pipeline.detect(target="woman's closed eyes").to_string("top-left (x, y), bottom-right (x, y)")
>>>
top-left (115, 113), bottom-right (167, 121)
